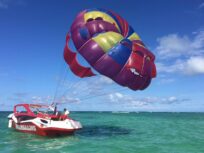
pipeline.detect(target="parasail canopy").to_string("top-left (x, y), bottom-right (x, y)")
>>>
top-left (64, 8), bottom-right (156, 91)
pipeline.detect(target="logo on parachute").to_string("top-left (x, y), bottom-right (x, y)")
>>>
top-left (130, 68), bottom-right (140, 76)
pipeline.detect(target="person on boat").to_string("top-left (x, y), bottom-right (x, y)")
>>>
top-left (64, 108), bottom-right (69, 115)
top-left (59, 108), bottom-right (69, 120)
top-left (53, 105), bottom-right (58, 115)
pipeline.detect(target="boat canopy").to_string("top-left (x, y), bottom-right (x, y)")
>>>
top-left (14, 104), bottom-right (55, 117)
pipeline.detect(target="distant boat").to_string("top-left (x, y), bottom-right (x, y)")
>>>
top-left (8, 103), bottom-right (82, 136)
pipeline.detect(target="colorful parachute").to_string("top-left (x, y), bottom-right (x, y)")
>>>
top-left (64, 8), bottom-right (156, 90)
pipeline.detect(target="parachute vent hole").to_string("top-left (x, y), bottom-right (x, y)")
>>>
top-left (87, 18), bottom-right (94, 22)
top-left (95, 17), bottom-right (103, 20)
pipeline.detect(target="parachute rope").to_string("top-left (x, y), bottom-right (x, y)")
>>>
top-left (52, 57), bottom-right (68, 106)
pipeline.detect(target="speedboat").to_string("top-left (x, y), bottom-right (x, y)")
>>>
top-left (8, 104), bottom-right (82, 136)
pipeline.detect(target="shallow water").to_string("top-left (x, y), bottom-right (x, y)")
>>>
top-left (0, 112), bottom-right (204, 153)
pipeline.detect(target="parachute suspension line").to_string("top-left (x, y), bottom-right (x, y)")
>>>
top-left (67, 77), bottom-right (111, 97)
top-left (68, 77), bottom-right (97, 96)
top-left (60, 32), bottom-right (96, 100)
top-left (78, 88), bottom-right (128, 102)
top-left (64, 75), bottom-right (84, 92)
top-left (52, 61), bottom-right (68, 106)
top-left (60, 75), bottom-right (129, 101)
top-left (60, 74), bottom-right (118, 99)
top-left (60, 75), bottom-right (94, 99)
top-left (61, 76), bottom-right (129, 103)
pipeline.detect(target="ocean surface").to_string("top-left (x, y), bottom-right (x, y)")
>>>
top-left (0, 111), bottom-right (204, 153)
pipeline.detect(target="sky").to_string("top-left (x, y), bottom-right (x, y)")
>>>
top-left (0, 0), bottom-right (204, 112)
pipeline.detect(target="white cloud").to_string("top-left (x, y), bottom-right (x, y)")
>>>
top-left (156, 61), bottom-right (183, 73)
top-left (156, 34), bottom-right (190, 58)
top-left (168, 96), bottom-right (177, 102)
top-left (0, 4), bottom-right (7, 8)
top-left (61, 75), bottom-right (116, 100)
top-left (160, 78), bottom-right (175, 84)
top-left (115, 92), bottom-right (123, 98)
top-left (55, 96), bottom-right (80, 104)
top-left (156, 56), bottom-right (204, 75)
top-left (109, 94), bottom-right (115, 102)
top-left (161, 96), bottom-right (178, 104)
top-left (98, 76), bottom-right (114, 84)
top-left (108, 92), bottom-right (188, 108)
top-left (31, 96), bottom-right (52, 104)
top-left (198, 2), bottom-right (204, 9)
top-left (0, 0), bottom-right (8, 9)
top-left (0, 0), bottom-right (25, 9)
top-left (155, 74), bottom-right (175, 84)
top-left (185, 56), bottom-right (204, 74)
top-left (155, 31), bottom-right (204, 59)
top-left (109, 92), bottom-right (125, 102)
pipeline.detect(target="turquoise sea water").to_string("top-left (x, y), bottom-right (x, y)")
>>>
top-left (0, 111), bottom-right (204, 153)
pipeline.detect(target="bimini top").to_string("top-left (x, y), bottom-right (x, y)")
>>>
top-left (13, 103), bottom-right (58, 119)
top-left (14, 103), bottom-right (51, 113)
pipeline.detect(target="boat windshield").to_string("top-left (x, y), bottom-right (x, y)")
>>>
top-left (16, 106), bottom-right (28, 113)
top-left (29, 105), bottom-right (54, 115)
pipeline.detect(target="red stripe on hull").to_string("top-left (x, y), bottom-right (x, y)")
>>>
top-left (12, 122), bottom-right (78, 137)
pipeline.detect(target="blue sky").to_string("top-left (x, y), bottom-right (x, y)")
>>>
top-left (0, 0), bottom-right (204, 111)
